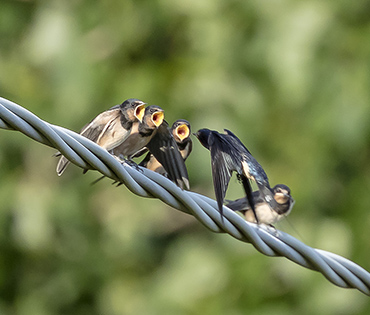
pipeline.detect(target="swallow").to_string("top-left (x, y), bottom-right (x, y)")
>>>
top-left (136, 119), bottom-right (192, 175)
top-left (195, 128), bottom-right (277, 223)
top-left (226, 184), bottom-right (294, 226)
top-left (112, 105), bottom-right (165, 159)
top-left (172, 119), bottom-right (193, 162)
top-left (56, 98), bottom-right (146, 175)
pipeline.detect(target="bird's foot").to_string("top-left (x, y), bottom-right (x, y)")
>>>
top-left (258, 223), bottom-right (280, 237)
top-left (122, 158), bottom-right (144, 173)
top-left (111, 154), bottom-right (125, 163)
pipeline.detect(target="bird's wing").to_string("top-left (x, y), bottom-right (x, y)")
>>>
top-left (79, 107), bottom-right (121, 143)
top-left (224, 129), bottom-right (269, 186)
top-left (181, 139), bottom-right (193, 161)
top-left (238, 174), bottom-right (259, 223)
top-left (56, 107), bottom-right (121, 175)
top-left (208, 133), bottom-right (235, 218)
top-left (146, 121), bottom-right (190, 190)
top-left (224, 129), bottom-right (252, 154)
top-left (228, 131), bottom-right (273, 215)
top-left (225, 190), bottom-right (261, 211)
top-left (217, 131), bottom-right (267, 222)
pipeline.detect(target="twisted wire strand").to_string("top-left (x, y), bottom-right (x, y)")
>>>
top-left (1, 97), bottom-right (370, 296)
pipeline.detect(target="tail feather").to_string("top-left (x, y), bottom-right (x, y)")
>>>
top-left (56, 156), bottom-right (70, 176)
top-left (239, 174), bottom-right (259, 224)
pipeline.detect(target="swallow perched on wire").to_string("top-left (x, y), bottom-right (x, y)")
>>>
top-left (195, 128), bottom-right (277, 223)
top-left (172, 119), bottom-right (192, 162)
top-left (136, 119), bottom-right (192, 175)
top-left (226, 184), bottom-right (294, 226)
top-left (112, 105), bottom-right (165, 159)
top-left (56, 98), bottom-right (146, 175)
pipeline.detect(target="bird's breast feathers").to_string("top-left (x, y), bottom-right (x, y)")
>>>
top-left (115, 122), bottom-right (154, 157)
top-left (96, 116), bottom-right (130, 150)
top-left (246, 204), bottom-right (284, 225)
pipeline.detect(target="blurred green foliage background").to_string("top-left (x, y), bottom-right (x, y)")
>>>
top-left (1, 0), bottom-right (370, 314)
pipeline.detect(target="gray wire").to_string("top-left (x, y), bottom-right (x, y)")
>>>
top-left (1, 97), bottom-right (370, 296)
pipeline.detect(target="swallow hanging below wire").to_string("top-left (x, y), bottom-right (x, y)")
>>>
top-left (55, 98), bottom-right (146, 175)
top-left (226, 184), bottom-right (294, 226)
top-left (135, 119), bottom-right (192, 176)
top-left (195, 128), bottom-right (277, 223)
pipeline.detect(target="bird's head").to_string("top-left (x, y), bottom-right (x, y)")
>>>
top-left (172, 119), bottom-right (191, 143)
top-left (144, 105), bottom-right (164, 128)
top-left (121, 98), bottom-right (146, 123)
top-left (194, 128), bottom-right (211, 149)
top-left (272, 184), bottom-right (293, 204)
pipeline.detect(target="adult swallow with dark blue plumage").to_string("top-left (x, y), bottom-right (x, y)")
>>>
top-left (195, 128), bottom-right (277, 223)
top-left (56, 98), bottom-right (146, 175)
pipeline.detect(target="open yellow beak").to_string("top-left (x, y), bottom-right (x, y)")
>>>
top-left (176, 124), bottom-right (190, 141)
top-left (151, 111), bottom-right (164, 127)
top-left (134, 104), bottom-right (146, 123)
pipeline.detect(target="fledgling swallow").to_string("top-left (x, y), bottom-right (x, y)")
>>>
top-left (226, 184), bottom-right (294, 226)
top-left (172, 119), bottom-right (193, 161)
top-left (55, 98), bottom-right (146, 175)
top-left (195, 128), bottom-right (277, 223)
top-left (137, 119), bottom-right (192, 175)
top-left (112, 105), bottom-right (165, 159)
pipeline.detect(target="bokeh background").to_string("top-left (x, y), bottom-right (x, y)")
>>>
top-left (1, 0), bottom-right (370, 314)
